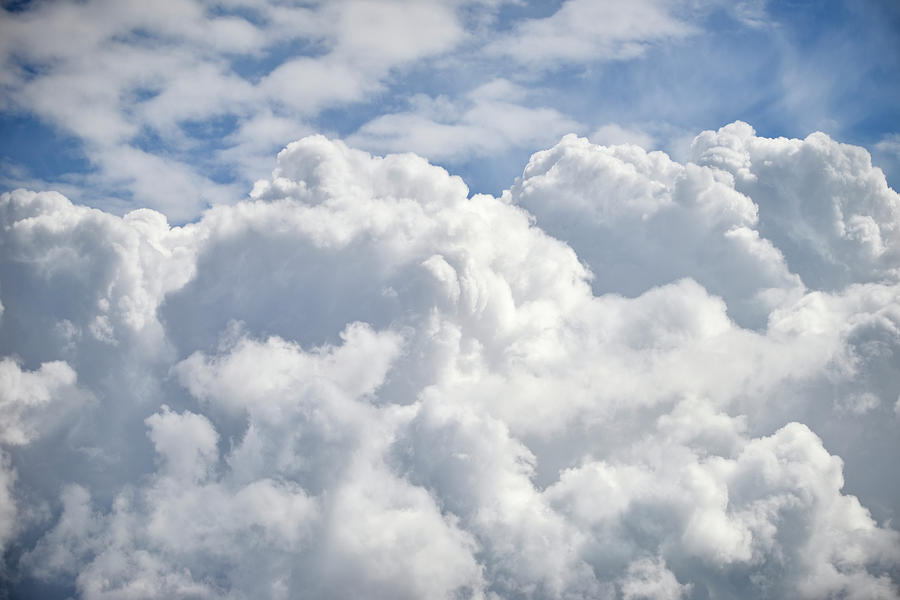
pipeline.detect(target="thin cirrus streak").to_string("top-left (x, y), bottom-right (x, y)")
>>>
top-left (1, 122), bottom-right (899, 599)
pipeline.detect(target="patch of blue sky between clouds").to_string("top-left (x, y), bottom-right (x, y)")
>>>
top-left (0, 0), bottom-right (897, 222)
top-left (0, 114), bottom-right (91, 182)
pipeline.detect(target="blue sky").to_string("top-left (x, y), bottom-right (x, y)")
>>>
top-left (1, 0), bottom-right (897, 222)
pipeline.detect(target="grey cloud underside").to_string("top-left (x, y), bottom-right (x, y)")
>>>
top-left (1, 123), bottom-right (900, 599)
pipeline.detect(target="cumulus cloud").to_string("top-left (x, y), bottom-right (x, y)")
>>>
top-left (692, 122), bottom-right (900, 288)
top-left (0, 357), bottom-right (87, 554)
top-left (507, 131), bottom-right (804, 328)
top-left (0, 358), bottom-right (84, 446)
top-left (1, 125), bottom-right (900, 598)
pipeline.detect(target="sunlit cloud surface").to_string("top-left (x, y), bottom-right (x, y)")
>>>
top-left (1, 1), bottom-right (899, 599)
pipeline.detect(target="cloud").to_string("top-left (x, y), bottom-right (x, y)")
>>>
top-left (875, 133), bottom-right (900, 159)
top-left (507, 131), bottom-right (804, 328)
top-left (873, 132), bottom-right (900, 189)
top-left (348, 80), bottom-right (583, 162)
top-left (590, 123), bottom-right (657, 149)
top-left (1, 125), bottom-right (900, 598)
top-left (547, 420), bottom-right (900, 598)
top-left (0, 0), bottom-right (472, 217)
top-left (692, 122), bottom-right (900, 289)
top-left (3, 0), bottom-right (899, 228)
top-left (487, 0), bottom-right (698, 66)
top-left (0, 358), bottom-right (83, 446)
top-left (0, 357), bottom-right (88, 555)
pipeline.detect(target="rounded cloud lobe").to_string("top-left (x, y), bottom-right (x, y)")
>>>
top-left (1, 124), bottom-right (899, 598)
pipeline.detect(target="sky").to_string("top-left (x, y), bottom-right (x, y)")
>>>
top-left (1, 1), bottom-right (900, 599)
top-left (0, 0), bottom-right (898, 221)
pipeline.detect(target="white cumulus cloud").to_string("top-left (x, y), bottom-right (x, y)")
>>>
top-left (1, 124), bottom-right (899, 598)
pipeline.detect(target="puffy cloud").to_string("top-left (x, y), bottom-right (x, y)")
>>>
top-left (0, 357), bottom-right (87, 553)
top-left (507, 132), bottom-right (804, 328)
top-left (0, 189), bottom-right (195, 361)
top-left (0, 358), bottom-right (81, 446)
top-left (1, 125), bottom-right (899, 598)
top-left (620, 557), bottom-right (690, 600)
top-left (691, 121), bottom-right (900, 289)
top-left (548, 420), bottom-right (900, 598)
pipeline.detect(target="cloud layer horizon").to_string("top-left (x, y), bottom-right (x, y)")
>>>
top-left (1, 122), bottom-right (899, 599)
